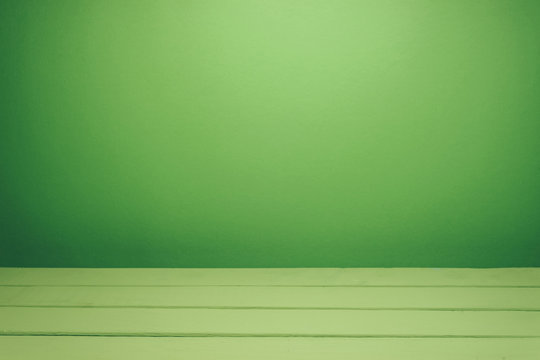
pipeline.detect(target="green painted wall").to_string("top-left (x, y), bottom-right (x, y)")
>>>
top-left (1, 0), bottom-right (539, 267)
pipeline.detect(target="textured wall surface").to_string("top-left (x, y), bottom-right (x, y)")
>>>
top-left (1, 0), bottom-right (539, 267)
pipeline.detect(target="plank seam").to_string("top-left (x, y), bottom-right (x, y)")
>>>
top-left (0, 305), bottom-right (538, 312)
top-left (1, 333), bottom-right (540, 339)
top-left (1, 285), bottom-right (539, 288)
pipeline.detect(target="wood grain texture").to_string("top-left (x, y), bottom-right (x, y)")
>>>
top-left (1, 286), bottom-right (539, 310)
top-left (1, 268), bottom-right (539, 286)
top-left (1, 337), bottom-right (540, 360)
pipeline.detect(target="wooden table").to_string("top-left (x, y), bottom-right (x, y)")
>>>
top-left (1, 268), bottom-right (539, 359)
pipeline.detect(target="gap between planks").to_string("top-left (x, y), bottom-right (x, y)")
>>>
top-left (1, 305), bottom-right (539, 311)
top-left (1, 333), bottom-right (540, 339)
top-left (1, 284), bottom-right (539, 288)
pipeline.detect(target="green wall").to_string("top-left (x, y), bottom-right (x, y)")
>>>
top-left (1, 0), bottom-right (539, 267)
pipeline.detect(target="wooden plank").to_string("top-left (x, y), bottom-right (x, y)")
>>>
top-left (1, 307), bottom-right (539, 337)
top-left (1, 337), bottom-right (540, 360)
top-left (1, 268), bottom-right (539, 286)
top-left (1, 286), bottom-right (539, 310)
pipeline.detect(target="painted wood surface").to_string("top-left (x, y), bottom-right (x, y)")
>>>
top-left (1, 286), bottom-right (539, 311)
top-left (1, 267), bottom-right (539, 286)
top-left (1, 337), bottom-right (540, 360)
top-left (1, 307), bottom-right (540, 337)
top-left (0, 268), bottom-right (539, 359)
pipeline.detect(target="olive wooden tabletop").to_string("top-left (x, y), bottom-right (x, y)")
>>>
top-left (1, 268), bottom-right (539, 359)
